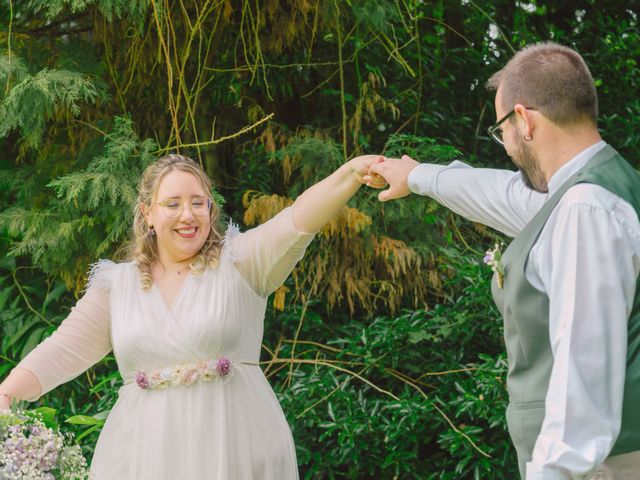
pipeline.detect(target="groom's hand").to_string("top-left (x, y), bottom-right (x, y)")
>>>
top-left (365, 155), bottom-right (419, 201)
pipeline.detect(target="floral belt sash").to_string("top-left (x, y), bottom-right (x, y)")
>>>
top-left (135, 357), bottom-right (257, 390)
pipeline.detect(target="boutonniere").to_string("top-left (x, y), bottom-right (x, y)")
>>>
top-left (484, 242), bottom-right (505, 289)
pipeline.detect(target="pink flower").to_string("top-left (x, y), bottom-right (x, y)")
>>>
top-left (181, 368), bottom-right (198, 385)
top-left (136, 371), bottom-right (149, 389)
top-left (216, 357), bottom-right (231, 377)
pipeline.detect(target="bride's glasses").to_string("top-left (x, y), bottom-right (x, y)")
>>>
top-left (157, 197), bottom-right (212, 218)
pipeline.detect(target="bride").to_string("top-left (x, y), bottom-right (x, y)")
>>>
top-left (0, 153), bottom-right (385, 479)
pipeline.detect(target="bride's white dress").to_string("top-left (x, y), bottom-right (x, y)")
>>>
top-left (17, 207), bottom-right (314, 479)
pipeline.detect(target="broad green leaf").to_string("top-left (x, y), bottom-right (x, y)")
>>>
top-left (65, 415), bottom-right (106, 426)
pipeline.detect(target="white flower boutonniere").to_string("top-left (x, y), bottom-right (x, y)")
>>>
top-left (484, 242), bottom-right (505, 289)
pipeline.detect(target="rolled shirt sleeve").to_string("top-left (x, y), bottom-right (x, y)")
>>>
top-left (407, 160), bottom-right (546, 237)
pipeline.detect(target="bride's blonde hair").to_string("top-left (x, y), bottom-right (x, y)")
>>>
top-left (129, 154), bottom-right (224, 289)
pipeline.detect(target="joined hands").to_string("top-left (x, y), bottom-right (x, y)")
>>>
top-left (350, 154), bottom-right (420, 201)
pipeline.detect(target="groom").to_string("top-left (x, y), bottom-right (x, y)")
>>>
top-left (366, 42), bottom-right (640, 479)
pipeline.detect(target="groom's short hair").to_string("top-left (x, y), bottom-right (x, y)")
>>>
top-left (486, 42), bottom-right (598, 127)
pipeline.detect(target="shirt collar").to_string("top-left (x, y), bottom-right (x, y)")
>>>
top-left (546, 140), bottom-right (607, 196)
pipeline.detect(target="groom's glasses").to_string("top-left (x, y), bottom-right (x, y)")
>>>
top-left (487, 107), bottom-right (536, 146)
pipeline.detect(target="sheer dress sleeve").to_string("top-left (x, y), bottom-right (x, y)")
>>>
top-left (230, 205), bottom-right (316, 297)
top-left (15, 260), bottom-right (113, 401)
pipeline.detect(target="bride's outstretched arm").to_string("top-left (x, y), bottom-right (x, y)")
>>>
top-left (231, 154), bottom-right (385, 297)
top-left (0, 283), bottom-right (112, 408)
top-left (292, 154), bottom-right (384, 234)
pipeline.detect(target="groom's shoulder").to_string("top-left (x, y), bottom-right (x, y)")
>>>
top-left (561, 183), bottom-right (636, 217)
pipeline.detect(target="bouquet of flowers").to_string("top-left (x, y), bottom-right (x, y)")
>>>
top-left (0, 408), bottom-right (89, 480)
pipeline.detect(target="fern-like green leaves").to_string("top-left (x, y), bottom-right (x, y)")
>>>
top-left (0, 56), bottom-right (106, 148)
top-left (27, 0), bottom-right (151, 24)
top-left (0, 116), bottom-right (157, 289)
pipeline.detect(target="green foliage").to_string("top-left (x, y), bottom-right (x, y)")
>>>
top-left (0, 257), bottom-right (69, 372)
top-left (384, 134), bottom-right (462, 164)
top-left (0, 55), bottom-right (106, 148)
top-left (28, 0), bottom-right (151, 24)
top-left (350, 0), bottom-right (399, 35)
top-left (0, 56), bottom-right (29, 85)
top-left (271, 136), bottom-right (345, 197)
top-left (0, 117), bottom-right (156, 288)
top-left (268, 245), bottom-right (516, 478)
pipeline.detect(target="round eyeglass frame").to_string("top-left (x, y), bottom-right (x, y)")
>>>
top-left (156, 198), bottom-right (212, 218)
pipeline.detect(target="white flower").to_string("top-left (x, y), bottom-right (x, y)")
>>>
top-left (0, 411), bottom-right (89, 480)
top-left (483, 242), bottom-right (505, 288)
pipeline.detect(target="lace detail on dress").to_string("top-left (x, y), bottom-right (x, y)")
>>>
top-left (86, 259), bottom-right (116, 291)
top-left (221, 220), bottom-right (242, 263)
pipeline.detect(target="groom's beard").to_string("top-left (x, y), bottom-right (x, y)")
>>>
top-left (513, 132), bottom-right (548, 193)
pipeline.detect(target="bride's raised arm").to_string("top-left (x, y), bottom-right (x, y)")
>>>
top-left (230, 154), bottom-right (384, 298)
top-left (292, 154), bottom-right (383, 233)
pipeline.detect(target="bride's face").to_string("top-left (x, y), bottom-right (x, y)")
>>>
top-left (146, 170), bottom-right (212, 264)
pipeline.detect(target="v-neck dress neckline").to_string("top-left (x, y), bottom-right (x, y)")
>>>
top-left (152, 272), bottom-right (193, 319)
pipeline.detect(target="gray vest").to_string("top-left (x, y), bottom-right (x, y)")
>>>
top-left (491, 145), bottom-right (640, 475)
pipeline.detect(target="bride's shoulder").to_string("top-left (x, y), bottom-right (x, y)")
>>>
top-left (86, 259), bottom-right (136, 291)
top-left (220, 219), bottom-right (242, 263)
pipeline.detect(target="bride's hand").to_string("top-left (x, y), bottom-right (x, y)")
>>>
top-left (347, 155), bottom-right (387, 188)
top-left (365, 154), bottom-right (420, 201)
